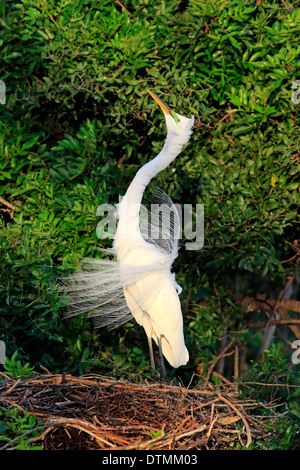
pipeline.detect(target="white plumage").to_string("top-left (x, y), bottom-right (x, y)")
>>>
top-left (61, 90), bottom-right (194, 377)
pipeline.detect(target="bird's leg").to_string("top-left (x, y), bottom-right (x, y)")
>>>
top-left (147, 336), bottom-right (156, 379)
top-left (158, 336), bottom-right (166, 380)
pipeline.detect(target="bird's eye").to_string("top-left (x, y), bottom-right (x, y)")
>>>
top-left (177, 118), bottom-right (181, 122)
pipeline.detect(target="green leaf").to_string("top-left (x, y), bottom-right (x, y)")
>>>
top-left (20, 136), bottom-right (40, 151)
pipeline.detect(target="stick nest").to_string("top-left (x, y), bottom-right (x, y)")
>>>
top-left (0, 371), bottom-right (283, 450)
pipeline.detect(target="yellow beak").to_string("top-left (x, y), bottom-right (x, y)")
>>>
top-left (147, 89), bottom-right (172, 116)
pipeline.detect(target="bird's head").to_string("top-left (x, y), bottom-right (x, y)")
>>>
top-left (147, 89), bottom-right (194, 143)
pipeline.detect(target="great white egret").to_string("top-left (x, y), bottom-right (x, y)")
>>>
top-left (62, 90), bottom-right (194, 378)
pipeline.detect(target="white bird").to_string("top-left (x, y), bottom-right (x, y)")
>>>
top-left (62, 90), bottom-right (194, 378)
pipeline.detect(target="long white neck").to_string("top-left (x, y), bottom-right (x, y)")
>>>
top-left (126, 135), bottom-right (184, 206)
top-left (115, 134), bottom-right (184, 251)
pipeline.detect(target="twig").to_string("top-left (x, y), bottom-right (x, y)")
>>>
top-left (280, 0), bottom-right (291, 9)
top-left (206, 404), bottom-right (217, 441)
top-left (0, 424), bottom-right (62, 451)
top-left (212, 371), bottom-right (234, 386)
top-left (249, 319), bottom-right (300, 328)
top-left (281, 249), bottom-right (300, 264)
top-left (0, 371), bottom-right (15, 381)
top-left (234, 345), bottom-right (239, 380)
top-left (114, 0), bottom-right (132, 15)
top-left (184, 287), bottom-right (192, 314)
top-left (174, 425), bottom-right (207, 442)
top-left (1, 378), bottom-right (21, 396)
top-left (238, 294), bottom-right (300, 339)
top-left (239, 381), bottom-right (300, 389)
top-left (28, 426), bottom-right (55, 443)
top-left (39, 365), bottom-right (54, 375)
top-left (47, 417), bottom-right (116, 448)
top-left (217, 393), bottom-right (252, 448)
top-left (204, 339), bottom-right (236, 387)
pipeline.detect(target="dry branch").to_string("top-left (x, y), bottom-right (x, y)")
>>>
top-left (238, 294), bottom-right (300, 339)
top-left (0, 372), bottom-right (289, 450)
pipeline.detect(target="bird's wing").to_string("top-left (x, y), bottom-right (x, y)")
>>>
top-left (60, 189), bottom-right (181, 329)
top-left (59, 250), bottom-right (168, 329)
top-left (60, 255), bottom-right (130, 328)
top-left (140, 188), bottom-right (180, 259)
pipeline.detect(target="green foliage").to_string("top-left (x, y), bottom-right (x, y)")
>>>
top-left (0, 2), bottom-right (299, 449)
top-left (0, 354), bottom-right (44, 450)
top-left (148, 429), bottom-right (169, 445)
top-left (239, 344), bottom-right (298, 401)
top-left (238, 344), bottom-right (300, 450)
top-left (241, 344), bottom-right (299, 402)
top-left (0, 407), bottom-right (44, 450)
